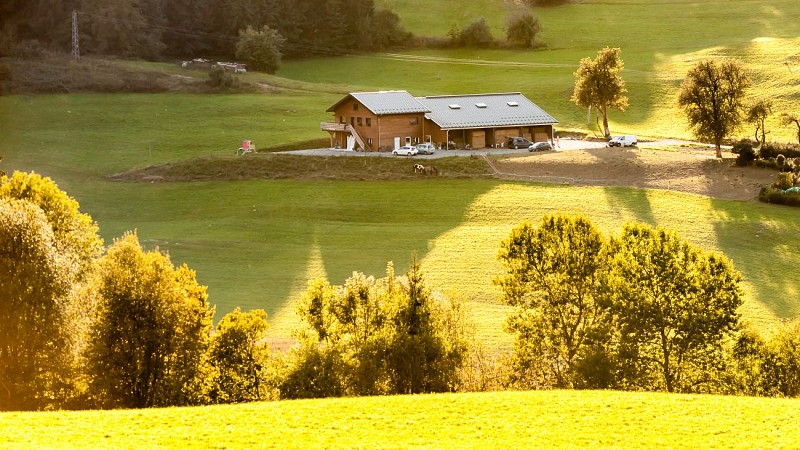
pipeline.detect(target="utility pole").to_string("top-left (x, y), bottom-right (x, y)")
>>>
top-left (71, 10), bottom-right (80, 63)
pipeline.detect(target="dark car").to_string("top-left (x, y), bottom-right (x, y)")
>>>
top-left (507, 137), bottom-right (533, 149)
top-left (528, 141), bottom-right (553, 152)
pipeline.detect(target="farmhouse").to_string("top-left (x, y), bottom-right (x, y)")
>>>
top-left (321, 91), bottom-right (557, 151)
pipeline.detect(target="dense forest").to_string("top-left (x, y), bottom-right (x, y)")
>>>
top-left (0, 0), bottom-right (409, 59)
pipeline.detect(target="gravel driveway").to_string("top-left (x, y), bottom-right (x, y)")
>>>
top-left (277, 138), bottom-right (610, 159)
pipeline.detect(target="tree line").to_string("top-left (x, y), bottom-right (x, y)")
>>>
top-left (0, 0), bottom-right (410, 60)
top-left (2, 171), bottom-right (800, 411)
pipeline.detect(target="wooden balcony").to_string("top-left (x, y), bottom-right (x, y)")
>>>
top-left (320, 122), bottom-right (347, 132)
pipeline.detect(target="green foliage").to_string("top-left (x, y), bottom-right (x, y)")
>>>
top-left (725, 326), bottom-right (772, 396)
top-left (608, 223), bottom-right (742, 393)
top-left (505, 12), bottom-right (541, 49)
top-left (85, 232), bottom-right (214, 408)
top-left (454, 17), bottom-right (495, 48)
top-left (369, 9), bottom-right (412, 50)
top-left (80, 0), bottom-right (165, 58)
top-left (732, 140), bottom-right (756, 166)
top-left (206, 65), bottom-right (237, 89)
top-left (758, 184), bottom-right (800, 206)
top-left (678, 59), bottom-right (750, 158)
top-left (0, 172), bottom-right (103, 281)
top-left (497, 214), bottom-right (612, 389)
top-left (0, 198), bottom-right (72, 410)
top-left (235, 26), bottom-right (285, 74)
top-left (780, 113), bottom-right (800, 144)
top-left (747, 100), bottom-right (772, 145)
top-left (762, 320), bottom-right (800, 397)
top-left (571, 47), bottom-right (629, 138)
top-left (281, 260), bottom-right (468, 398)
top-left (759, 142), bottom-right (800, 159)
top-left (0, 172), bottom-right (103, 410)
top-left (209, 308), bottom-right (274, 403)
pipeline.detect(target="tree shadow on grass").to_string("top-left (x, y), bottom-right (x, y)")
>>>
top-left (582, 146), bottom-right (657, 226)
top-left (709, 197), bottom-right (800, 330)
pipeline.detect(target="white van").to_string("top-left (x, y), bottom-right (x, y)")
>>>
top-left (608, 135), bottom-right (638, 147)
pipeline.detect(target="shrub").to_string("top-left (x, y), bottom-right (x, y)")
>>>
top-left (759, 185), bottom-right (800, 206)
top-left (207, 66), bottom-right (237, 88)
top-left (760, 143), bottom-right (800, 159)
top-left (459, 18), bottom-right (495, 48)
top-left (733, 141), bottom-right (755, 166)
top-left (775, 172), bottom-right (795, 190)
top-left (506, 12), bottom-right (542, 49)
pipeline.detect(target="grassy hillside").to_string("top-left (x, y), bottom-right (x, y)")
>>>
top-left (3, 0), bottom-right (800, 349)
top-left (2, 390), bottom-right (799, 448)
top-left (285, 0), bottom-right (800, 141)
top-left (2, 93), bottom-right (799, 349)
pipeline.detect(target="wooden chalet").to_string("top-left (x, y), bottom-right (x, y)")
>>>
top-left (321, 90), bottom-right (557, 151)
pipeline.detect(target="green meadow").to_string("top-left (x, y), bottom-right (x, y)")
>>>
top-left (283, 0), bottom-right (800, 141)
top-left (1, 1), bottom-right (799, 347)
top-left (3, 0), bottom-right (800, 444)
top-left (2, 390), bottom-right (799, 448)
top-left (3, 90), bottom-right (799, 348)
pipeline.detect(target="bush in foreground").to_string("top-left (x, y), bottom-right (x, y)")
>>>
top-left (280, 260), bottom-right (469, 398)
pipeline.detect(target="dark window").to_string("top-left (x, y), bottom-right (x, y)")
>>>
top-left (353, 103), bottom-right (359, 111)
top-left (357, 117), bottom-right (363, 126)
top-left (340, 115), bottom-right (344, 124)
top-left (350, 117), bottom-right (354, 126)
top-left (410, 117), bottom-right (419, 125)
top-left (366, 118), bottom-right (372, 127)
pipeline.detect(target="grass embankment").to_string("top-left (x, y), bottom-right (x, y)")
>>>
top-left (111, 154), bottom-right (493, 181)
top-left (2, 390), bottom-right (798, 448)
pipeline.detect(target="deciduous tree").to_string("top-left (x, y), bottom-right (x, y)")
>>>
top-left (571, 47), bottom-right (629, 138)
top-left (0, 199), bottom-right (72, 410)
top-left (209, 308), bottom-right (272, 403)
top-left (281, 260), bottom-right (468, 398)
top-left (496, 214), bottom-right (613, 389)
top-left (85, 232), bottom-right (214, 408)
top-left (235, 25), bottom-right (285, 74)
top-left (608, 223), bottom-right (742, 393)
top-left (746, 100), bottom-right (772, 146)
top-left (678, 59), bottom-right (750, 158)
top-left (0, 172), bottom-right (102, 410)
top-left (505, 12), bottom-right (541, 49)
top-left (780, 113), bottom-right (800, 144)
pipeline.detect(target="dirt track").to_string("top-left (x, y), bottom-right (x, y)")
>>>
top-left (491, 146), bottom-right (776, 201)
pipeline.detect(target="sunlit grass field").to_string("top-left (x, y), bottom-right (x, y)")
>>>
top-left (283, 0), bottom-right (800, 141)
top-left (3, 94), bottom-right (800, 350)
top-left (3, 0), bottom-right (800, 350)
top-left (2, 390), bottom-right (799, 448)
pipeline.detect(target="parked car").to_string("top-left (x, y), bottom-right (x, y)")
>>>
top-left (416, 142), bottom-right (437, 155)
top-left (529, 141), bottom-right (553, 152)
top-left (608, 135), bottom-right (638, 147)
top-left (507, 137), bottom-right (533, 149)
top-left (393, 145), bottom-right (418, 156)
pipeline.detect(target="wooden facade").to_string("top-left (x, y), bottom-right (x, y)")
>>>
top-left (324, 96), bottom-right (426, 151)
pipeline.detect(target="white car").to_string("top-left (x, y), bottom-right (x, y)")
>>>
top-left (608, 135), bottom-right (638, 147)
top-left (393, 145), bottom-right (418, 156)
top-left (415, 142), bottom-right (437, 155)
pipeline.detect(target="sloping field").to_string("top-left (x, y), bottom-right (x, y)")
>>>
top-left (284, 0), bottom-right (800, 141)
top-left (2, 390), bottom-right (798, 448)
top-left (2, 92), bottom-right (799, 350)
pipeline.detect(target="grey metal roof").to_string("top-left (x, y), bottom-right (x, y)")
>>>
top-left (326, 91), bottom-right (430, 115)
top-left (416, 93), bottom-right (558, 129)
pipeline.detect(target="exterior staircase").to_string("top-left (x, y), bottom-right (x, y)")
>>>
top-left (320, 122), bottom-right (368, 150)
